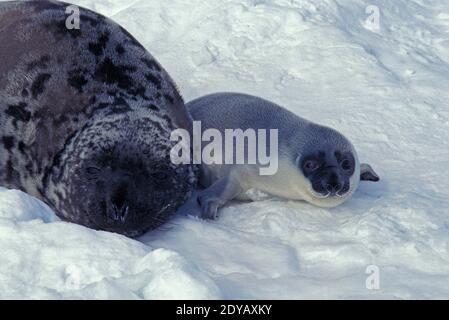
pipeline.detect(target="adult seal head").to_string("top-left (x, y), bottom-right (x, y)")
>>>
top-left (186, 92), bottom-right (379, 219)
top-left (0, 1), bottom-right (197, 237)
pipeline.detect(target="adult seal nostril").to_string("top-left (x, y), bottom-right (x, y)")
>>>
top-left (0, 1), bottom-right (198, 237)
top-left (112, 183), bottom-right (128, 210)
top-left (111, 203), bottom-right (129, 223)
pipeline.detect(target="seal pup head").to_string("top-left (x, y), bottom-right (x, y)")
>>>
top-left (294, 125), bottom-right (379, 208)
top-left (47, 110), bottom-right (196, 237)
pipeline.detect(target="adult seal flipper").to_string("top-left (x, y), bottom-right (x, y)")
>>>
top-left (0, 1), bottom-right (197, 237)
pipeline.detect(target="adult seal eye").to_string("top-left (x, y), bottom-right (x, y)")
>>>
top-left (86, 167), bottom-right (101, 175)
top-left (151, 171), bottom-right (169, 181)
top-left (304, 160), bottom-right (319, 172)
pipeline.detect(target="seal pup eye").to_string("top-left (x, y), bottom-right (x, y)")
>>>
top-left (303, 160), bottom-right (319, 172)
top-left (340, 159), bottom-right (352, 171)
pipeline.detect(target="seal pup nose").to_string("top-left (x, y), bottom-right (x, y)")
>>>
top-left (325, 182), bottom-right (342, 194)
top-left (324, 172), bottom-right (343, 195)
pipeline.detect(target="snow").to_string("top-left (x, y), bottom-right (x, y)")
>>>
top-left (1, 0), bottom-right (449, 299)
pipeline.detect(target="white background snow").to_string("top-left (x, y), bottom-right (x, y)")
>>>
top-left (1, 0), bottom-right (449, 299)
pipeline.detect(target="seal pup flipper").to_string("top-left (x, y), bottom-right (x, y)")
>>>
top-left (197, 177), bottom-right (243, 219)
top-left (360, 163), bottom-right (380, 182)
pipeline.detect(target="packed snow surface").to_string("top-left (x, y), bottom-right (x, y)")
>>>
top-left (1, 0), bottom-right (449, 299)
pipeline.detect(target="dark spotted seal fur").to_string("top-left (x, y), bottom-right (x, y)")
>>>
top-left (0, 0), bottom-right (197, 237)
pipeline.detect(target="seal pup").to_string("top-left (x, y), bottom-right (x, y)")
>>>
top-left (186, 92), bottom-right (379, 219)
top-left (0, 1), bottom-right (197, 237)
